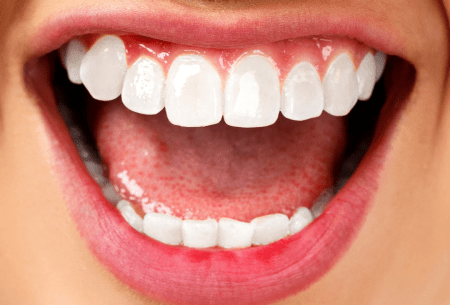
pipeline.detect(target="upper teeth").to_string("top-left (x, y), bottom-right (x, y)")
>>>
top-left (63, 35), bottom-right (386, 127)
top-left (79, 35), bottom-right (128, 101)
top-left (121, 57), bottom-right (165, 115)
top-left (322, 53), bottom-right (360, 116)
top-left (165, 55), bottom-right (223, 127)
top-left (224, 54), bottom-right (281, 127)
top-left (374, 51), bottom-right (387, 82)
top-left (281, 61), bottom-right (324, 121)
top-left (356, 52), bottom-right (377, 101)
top-left (62, 39), bottom-right (86, 84)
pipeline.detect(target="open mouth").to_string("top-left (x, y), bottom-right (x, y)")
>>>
top-left (23, 4), bottom-right (417, 305)
top-left (57, 33), bottom-right (388, 244)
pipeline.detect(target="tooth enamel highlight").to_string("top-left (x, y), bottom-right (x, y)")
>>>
top-left (165, 55), bottom-right (223, 127)
top-left (218, 218), bottom-right (254, 249)
top-left (64, 39), bottom-right (86, 84)
top-left (121, 57), bottom-right (165, 115)
top-left (289, 207), bottom-right (314, 234)
top-left (375, 52), bottom-right (387, 82)
top-left (224, 55), bottom-right (280, 127)
top-left (281, 62), bottom-right (324, 121)
top-left (80, 35), bottom-right (128, 101)
top-left (143, 213), bottom-right (183, 245)
top-left (356, 53), bottom-right (376, 101)
top-left (251, 214), bottom-right (290, 245)
top-left (322, 53), bottom-right (359, 116)
top-left (182, 219), bottom-right (219, 248)
top-left (117, 200), bottom-right (144, 232)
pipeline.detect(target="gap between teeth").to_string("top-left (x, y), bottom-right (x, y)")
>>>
top-left (62, 35), bottom-right (386, 128)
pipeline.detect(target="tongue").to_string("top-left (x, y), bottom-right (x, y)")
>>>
top-left (91, 99), bottom-right (346, 222)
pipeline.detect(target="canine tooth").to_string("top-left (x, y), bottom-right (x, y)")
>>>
top-left (224, 55), bottom-right (280, 127)
top-left (289, 207), bottom-right (314, 234)
top-left (117, 200), bottom-right (143, 232)
top-left (375, 52), bottom-right (387, 81)
top-left (322, 53), bottom-right (359, 116)
top-left (80, 35), bottom-right (127, 101)
top-left (356, 53), bottom-right (376, 101)
top-left (165, 55), bottom-right (223, 127)
top-left (143, 213), bottom-right (182, 245)
top-left (218, 218), bottom-right (254, 249)
top-left (122, 57), bottom-right (165, 115)
top-left (63, 39), bottom-right (86, 84)
top-left (251, 214), bottom-right (289, 245)
top-left (182, 219), bottom-right (218, 248)
top-left (281, 62), bottom-right (324, 121)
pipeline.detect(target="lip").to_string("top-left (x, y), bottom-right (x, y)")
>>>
top-left (29, 0), bottom-right (406, 57)
top-left (24, 2), bottom-right (411, 304)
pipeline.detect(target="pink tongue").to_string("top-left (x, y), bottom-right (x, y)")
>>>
top-left (92, 100), bottom-right (345, 222)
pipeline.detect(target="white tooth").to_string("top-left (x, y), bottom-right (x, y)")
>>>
top-left (322, 53), bottom-right (359, 116)
top-left (117, 200), bottom-right (143, 232)
top-left (374, 52), bottom-right (387, 82)
top-left (60, 44), bottom-right (68, 68)
top-left (121, 57), bottom-right (165, 115)
top-left (281, 62), bottom-right (323, 121)
top-left (356, 53), bottom-right (376, 101)
top-left (224, 55), bottom-right (280, 127)
top-left (218, 218), bottom-right (254, 249)
top-left (143, 213), bottom-right (182, 245)
top-left (289, 207), bottom-right (314, 234)
top-left (165, 55), bottom-right (223, 127)
top-left (182, 219), bottom-right (218, 248)
top-left (63, 39), bottom-right (87, 84)
top-left (250, 214), bottom-right (289, 246)
top-left (80, 35), bottom-right (127, 101)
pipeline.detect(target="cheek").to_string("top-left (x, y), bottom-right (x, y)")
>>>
top-left (0, 79), bottom-right (153, 303)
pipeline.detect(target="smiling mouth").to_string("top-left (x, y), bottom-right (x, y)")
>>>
top-left (23, 5), bottom-right (416, 304)
top-left (57, 33), bottom-right (387, 248)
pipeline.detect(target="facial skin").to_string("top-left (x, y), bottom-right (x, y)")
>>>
top-left (1, 0), bottom-right (450, 304)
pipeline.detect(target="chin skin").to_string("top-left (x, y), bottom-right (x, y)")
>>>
top-left (1, 0), bottom-right (450, 304)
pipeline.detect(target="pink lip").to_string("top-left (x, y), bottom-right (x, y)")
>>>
top-left (30, 1), bottom-right (405, 56)
top-left (26, 3), bottom-right (407, 304)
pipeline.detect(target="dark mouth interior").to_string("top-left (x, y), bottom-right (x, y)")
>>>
top-left (51, 47), bottom-right (389, 211)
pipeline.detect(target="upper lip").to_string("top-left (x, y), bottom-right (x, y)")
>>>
top-left (28, 1), bottom-right (405, 58)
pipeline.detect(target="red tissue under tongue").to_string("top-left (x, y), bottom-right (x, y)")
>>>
top-left (91, 99), bottom-right (346, 222)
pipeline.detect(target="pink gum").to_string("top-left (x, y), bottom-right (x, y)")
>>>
top-left (81, 34), bottom-right (373, 84)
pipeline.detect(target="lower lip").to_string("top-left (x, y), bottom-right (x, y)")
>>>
top-left (29, 54), bottom-right (396, 304)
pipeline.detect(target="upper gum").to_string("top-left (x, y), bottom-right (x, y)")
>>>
top-left (76, 34), bottom-right (374, 83)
